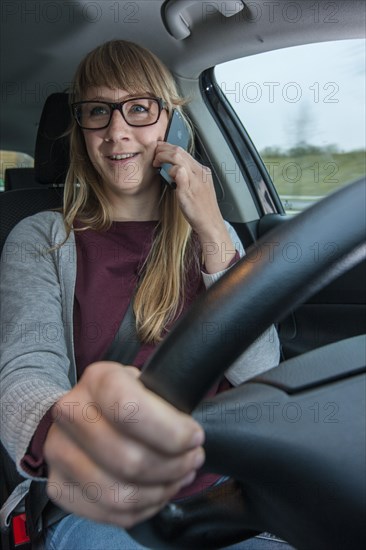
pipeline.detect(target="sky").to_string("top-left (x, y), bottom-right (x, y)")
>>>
top-left (215, 39), bottom-right (365, 153)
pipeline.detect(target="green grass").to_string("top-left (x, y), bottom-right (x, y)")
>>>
top-left (261, 150), bottom-right (366, 198)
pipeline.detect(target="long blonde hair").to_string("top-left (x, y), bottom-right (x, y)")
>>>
top-left (64, 40), bottom-right (199, 343)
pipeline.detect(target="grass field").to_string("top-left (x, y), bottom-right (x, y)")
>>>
top-left (261, 149), bottom-right (366, 199)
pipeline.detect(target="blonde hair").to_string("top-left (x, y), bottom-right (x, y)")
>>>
top-left (64, 40), bottom-right (199, 343)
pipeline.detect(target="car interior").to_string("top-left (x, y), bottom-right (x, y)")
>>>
top-left (1, 1), bottom-right (365, 549)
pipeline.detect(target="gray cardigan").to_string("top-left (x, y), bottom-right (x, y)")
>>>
top-left (0, 211), bottom-right (280, 480)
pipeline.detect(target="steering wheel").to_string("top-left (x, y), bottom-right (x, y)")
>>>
top-left (128, 179), bottom-right (366, 550)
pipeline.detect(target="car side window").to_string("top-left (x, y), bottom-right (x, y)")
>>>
top-left (215, 39), bottom-right (365, 214)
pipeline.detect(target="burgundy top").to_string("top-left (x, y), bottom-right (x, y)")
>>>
top-left (22, 221), bottom-right (238, 499)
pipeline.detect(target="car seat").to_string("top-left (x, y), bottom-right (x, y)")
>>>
top-left (0, 93), bottom-right (70, 550)
top-left (4, 168), bottom-right (42, 191)
top-left (0, 93), bottom-right (70, 253)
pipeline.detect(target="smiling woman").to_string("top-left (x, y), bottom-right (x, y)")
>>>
top-left (0, 38), bottom-right (280, 550)
top-left (75, 87), bottom-right (170, 218)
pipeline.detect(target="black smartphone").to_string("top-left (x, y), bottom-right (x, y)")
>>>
top-left (160, 109), bottom-right (190, 188)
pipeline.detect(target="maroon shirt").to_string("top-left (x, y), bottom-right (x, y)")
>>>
top-left (73, 220), bottom-right (160, 373)
top-left (22, 221), bottom-right (237, 499)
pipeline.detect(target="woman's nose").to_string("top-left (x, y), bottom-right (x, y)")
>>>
top-left (104, 108), bottom-right (132, 141)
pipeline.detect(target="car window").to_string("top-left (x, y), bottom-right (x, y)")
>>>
top-left (215, 39), bottom-right (366, 214)
top-left (0, 150), bottom-right (34, 191)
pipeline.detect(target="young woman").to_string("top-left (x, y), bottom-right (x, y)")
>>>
top-left (0, 40), bottom-right (281, 549)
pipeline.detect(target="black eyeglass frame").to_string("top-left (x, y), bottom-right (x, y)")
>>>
top-left (71, 97), bottom-right (168, 130)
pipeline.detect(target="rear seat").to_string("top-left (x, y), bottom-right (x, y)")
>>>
top-left (2, 93), bottom-right (70, 194)
top-left (0, 93), bottom-right (70, 252)
top-left (4, 168), bottom-right (42, 191)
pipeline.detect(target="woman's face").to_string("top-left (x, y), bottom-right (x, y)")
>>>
top-left (81, 87), bottom-right (169, 199)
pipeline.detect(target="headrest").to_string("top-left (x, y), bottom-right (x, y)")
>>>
top-left (34, 93), bottom-right (71, 185)
top-left (4, 167), bottom-right (42, 191)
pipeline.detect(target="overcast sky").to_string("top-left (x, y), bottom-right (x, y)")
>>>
top-left (215, 39), bottom-right (365, 152)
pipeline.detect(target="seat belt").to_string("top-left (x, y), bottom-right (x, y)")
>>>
top-left (103, 300), bottom-right (141, 363)
top-left (24, 301), bottom-right (141, 548)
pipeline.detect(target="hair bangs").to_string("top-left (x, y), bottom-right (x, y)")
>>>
top-left (72, 40), bottom-right (179, 109)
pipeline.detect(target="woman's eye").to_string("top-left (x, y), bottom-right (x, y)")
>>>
top-left (89, 105), bottom-right (109, 117)
top-left (130, 104), bottom-right (149, 114)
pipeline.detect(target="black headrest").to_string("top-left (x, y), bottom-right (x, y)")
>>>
top-left (4, 167), bottom-right (42, 191)
top-left (34, 93), bottom-right (71, 185)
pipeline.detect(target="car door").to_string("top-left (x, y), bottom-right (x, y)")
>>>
top-left (206, 37), bottom-right (365, 359)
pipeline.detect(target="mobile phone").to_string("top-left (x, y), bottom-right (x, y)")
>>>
top-left (160, 109), bottom-right (190, 188)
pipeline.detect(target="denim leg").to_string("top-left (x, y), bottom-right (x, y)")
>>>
top-left (45, 515), bottom-right (295, 550)
top-left (222, 532), bottom-right (296, 550)
top-left (44, 514), bottom-right (149, 550)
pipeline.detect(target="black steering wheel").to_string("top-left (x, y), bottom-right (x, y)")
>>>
top-left (129, 179), bottom-right (366, 550)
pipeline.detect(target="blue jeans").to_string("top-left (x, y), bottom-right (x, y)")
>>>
top-left (44, 515), bottom-right (294, 550)
top-left (44, 477), bottom-right (294, 550)
top-left (44, 514), bottom-right (147, 549)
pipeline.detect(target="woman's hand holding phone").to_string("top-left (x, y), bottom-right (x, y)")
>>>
top-left (159, 109), bottom-right (191, 188)
top-left (154, 133), bottom-right (237, 273)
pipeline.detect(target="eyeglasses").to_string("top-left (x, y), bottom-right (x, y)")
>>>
top-left (71, 97), bottom-right (167, 130)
